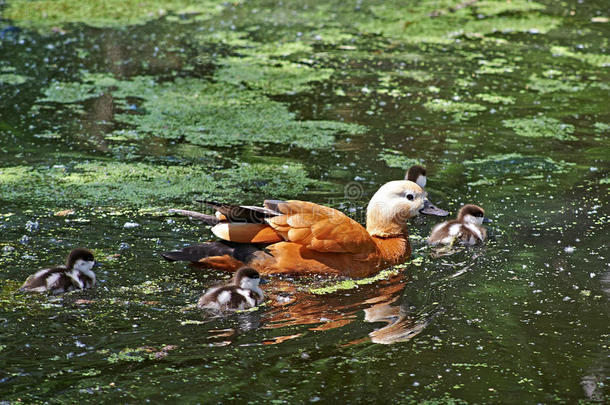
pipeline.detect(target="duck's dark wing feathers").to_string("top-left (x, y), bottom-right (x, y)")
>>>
top-left (196, 200), bottom-right (283, 223)
top-left (161, 241), bottom-right (264, 263)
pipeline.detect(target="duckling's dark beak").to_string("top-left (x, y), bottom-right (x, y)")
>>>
top-left (259, 278), bottom-right (269, 285)
top-left (93, 261), bottom-right (102, 268)
top-left (420, 199), bottom-right (449, 216)
top-left (483, 217), bottom-right (493, 223)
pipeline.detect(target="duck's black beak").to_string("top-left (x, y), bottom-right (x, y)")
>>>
top-left (483, 217), bottom-right (493, 223)
top-left (259, 278), bottom-right (269, 285)
top-left (93, 261), bottom-right (102, 268)
top-left (420, 199), bottom-right (449, 216)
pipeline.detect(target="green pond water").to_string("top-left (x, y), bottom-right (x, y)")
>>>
top-left (0, 0), bottom-right (608, 403)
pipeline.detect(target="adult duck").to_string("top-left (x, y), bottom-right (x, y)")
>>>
top-left (163, 180), bottom-right (445, 277)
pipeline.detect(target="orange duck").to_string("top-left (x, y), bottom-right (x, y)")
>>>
top-left (162, 180), bottom-right (446, 277)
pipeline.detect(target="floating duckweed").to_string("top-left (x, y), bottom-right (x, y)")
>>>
top-left (309, 258), bottom-right (423, 295)
top-left (527, 74), bottom-right (585, 94)
top-left (0, 161), bottom-right (316, 207)
top-left (107, 347), bottom-right (156, 363)
top-left (36, 74), bottom-right (363, 149)
top-left (0, 73), bottom-right (29, 85)
top-left (361, 0), bottom-right (559, 44)
top-left (593, 123), bottom-right (610, 133)
top-left (378, 149), bottom-right (421, 169)
top-left (476, 58), bottom-right (515, 75)
top-left (216, 56), bottom-right (333, 95)
top-left (475, 93), bottom-right (516, 105)
top-left (2, 0), bottom-right (239, 28)
top-left (551, 46), bottom-right (610, 68)
top-left (423, 99), bottom-right (486, 122)
top-left (309, 268), bottom-right (401, 295)
top-left (475, 0), bottom-right (545, 15)
top-left (502, 117), bottom-right (577, 141)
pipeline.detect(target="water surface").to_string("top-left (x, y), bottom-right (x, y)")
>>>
top-left (1, 0), bottom-right (608, 403)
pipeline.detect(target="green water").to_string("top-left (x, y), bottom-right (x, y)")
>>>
top-left (0, 0), bottom-right (608, 403)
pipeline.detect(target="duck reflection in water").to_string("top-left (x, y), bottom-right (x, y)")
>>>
top-left (259, 270), bottom-right (441, 345)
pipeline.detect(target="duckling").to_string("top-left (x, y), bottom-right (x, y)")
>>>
top-left (19, 248), bottom-right (97, 294)
top-left (405, 165), bottom-right (427, 189)
top-left (428, 204), bottom-right (491, 245)
top-left (197, 267), bottom-right (265, 311)
top-left (405, 165), bottom-right (448, 216)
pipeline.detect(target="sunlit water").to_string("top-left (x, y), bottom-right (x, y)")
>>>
top-left (1, 0), bottom-right (608, 403)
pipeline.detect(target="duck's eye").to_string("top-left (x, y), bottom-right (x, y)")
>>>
top-left (406, 193), bottom-right (414, 201)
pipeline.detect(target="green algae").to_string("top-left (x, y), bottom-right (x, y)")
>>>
top-left (593, 122), bottom-right (610, 133)
top-left (502, 117), bottom-right (577, 141)
top-left (40, 81), bottom-right (106, 104)
top-left (216, 56), bottom-right (332, 95)
top-left (36, 73), bottom-right (363, 150)
top-left (0, 161), bottom-right (315, 207)
top-left (106, 346), bottom-right (171, 363)
top-left (423, 99), bottom-right (486, 122)
top-left (0, 73), bottom-right (29, 85)
top-left (309, 258), bottom-right (423, 295)
top-left (475, 93), bottom-right (515, 105)
top-left (475, 0), bottom-right (545, 15)
top-left (378, 149), bottom-right (420, 169)
top-left (2, 0), bottom-right (237, 28)
top-left (527, 74), bottom-right (586, 94)
top-left (475, 58), bottom-right (515, 75)
top-left (551, 46), bottom-right (610, 68)
top-left (361, 0), bottom-right (559, 44)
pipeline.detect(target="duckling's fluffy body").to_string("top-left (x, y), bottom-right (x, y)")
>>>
top-left (20, 248), bottom-right (96, 294)
top-left (428, 205), bottom-right (489, 245)
top-left (197, 267), bottom-right (264, 311)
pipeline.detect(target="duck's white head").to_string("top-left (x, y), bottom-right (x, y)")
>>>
top-left (457, 204), bottom-right (491, 226)
top-left (366, 180), bottom-right (429, 237)
top-left (234, 267), bottom-right (263, 290)
top-left (66, 248), bottom-right (96, 273)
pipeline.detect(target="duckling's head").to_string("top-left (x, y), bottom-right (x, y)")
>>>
top-left (366, 180), bottom-right (429, 237)
top-left (457, 204), bottom-right (490, 226)
top-left (66, 248), bottom-right (95, 273)
top-left (405, 165), bottom-right (427, 189)
top-left (404, 165), bottom-right (448, 216)
top-left (234, 267), bottom-right (262, 290)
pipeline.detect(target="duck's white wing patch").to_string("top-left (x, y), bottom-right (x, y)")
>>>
top-left (45, 273), bottom-right (61, 289)
top-left (67, 270), bottom-right (84, 289)
top-left (448, 223), bottom-right (462, 236)
top-left (32, 268), bottom-right (52, 279)
top-left (236, 289), bottom-right (256, 307)
top-left (464, 223), bottom-right (483, 241)
top-left (217, 290), bottom-right (232, 305)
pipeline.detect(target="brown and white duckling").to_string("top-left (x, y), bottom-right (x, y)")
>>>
top-left (428, 204), bottom-right (491, 245)
top-left (197, 267), bottom-right (266, 311)
top-left (19, 248), bottom-right (97, 294)
top-left (405, 165), bottom-right (427, 189)
top-left (405, 165), bottom-right (448, 216)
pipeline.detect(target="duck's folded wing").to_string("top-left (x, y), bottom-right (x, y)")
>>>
top-left (266, 200), bottom-right (377, 254)
top-left (198, 200), bottom-right (281, 223)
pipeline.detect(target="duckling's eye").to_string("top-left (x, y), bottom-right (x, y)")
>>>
top-left (406, 193), bottom-right (414, 201)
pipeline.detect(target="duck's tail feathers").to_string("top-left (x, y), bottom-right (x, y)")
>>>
top-left (168, 209), bottom-right (219, 225)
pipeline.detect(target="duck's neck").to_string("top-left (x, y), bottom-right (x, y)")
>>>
top-left (370, 231), bottom-right (411, 266)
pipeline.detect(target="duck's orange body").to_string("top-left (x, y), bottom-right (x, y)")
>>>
top-left (163, 181), bottom-right (441, 277)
